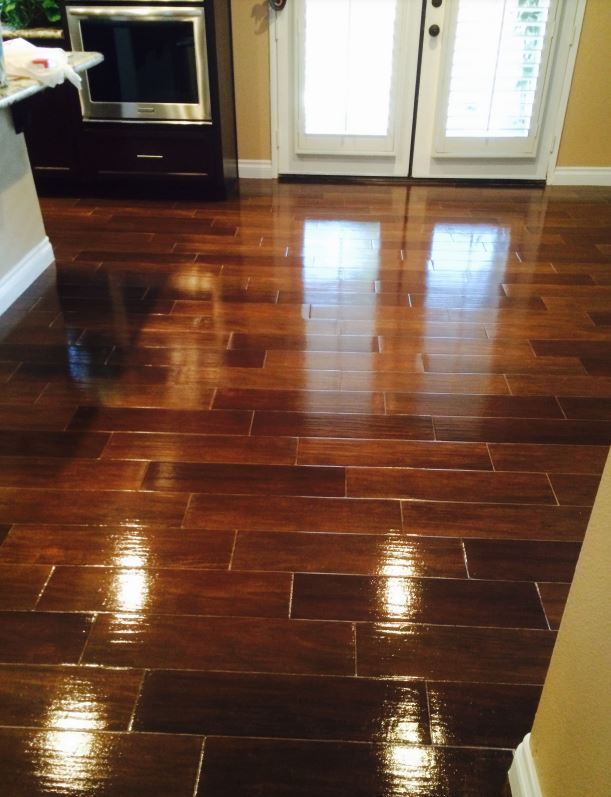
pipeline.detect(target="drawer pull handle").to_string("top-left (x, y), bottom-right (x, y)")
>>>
top-left (136, 154), bottom-right (164, 159)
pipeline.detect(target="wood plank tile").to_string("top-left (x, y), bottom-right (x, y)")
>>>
top-left (0, 458), bottom-right (147, 490)
top-left (488, 443), bottom-right (609, 474)
top-left (231, 333), bottom-right (380, 352)
top-left (507, 375), bottom-right (611, 397)
top-left (356, 622), bottom-right (555, 683)
top-left (144, 462), bottom-right (345, 497)
top-left (386, 393), bottom-right (563, 418)
top-left (347, 468), bottom-right (555, 504)
top-left (0, 664), bottom-right (142, 730)
top-left (186, 495), bottom-right (402, 533)
top-left (252, 411), bottom-right (434, 440)
top-left (428, 681), bottom-right (540, 748)
top-left (0, 525), bottom-right (234, 568)
top-left (198, 738), bottom-right (512, 797)
top-left (558, 397), bottom-right (611, 420)
top-left (0, 431), bottom-right (109, 459)
top-left (0, 612), bottom-right (92, 664)
top-left (537, 583), bottom-right (571, 630)
top-left (464, 540), bottom-right (581, 582)
top-left (134, 670), bottom-right (430, 743)
top-left (0, 565), bottom-right (53, 609)
top-left (340, 371), bottom-right (511, 393)
top-left (292, 573), bottom-right (547, 628)
top-left (232, 531), bottom-right (467, 578)
top-left (0, 404), bottom-right (77, 431)
top-left (0, 727), bottom-right (202, 797)
top-left (401, 501), bottom-right (590, 541)
top-left (297, 438), bottom-right (492, 469)
top-left (83, 614), bottom-right (355, 675)
top-left (549, 474), bottom-right (601, 506)
top-left (38, 567), bottom-right (291, 617)
top-left (69, 406), bottom-right (252, 434)
top-left (0, 489), bottom-right (188, 526)
top-left (213, 388), bottom-right (385, 414)
top-left (422, 354), bottom-right (586, 374)
top-left (434, 417), bottom-right (611, 445)
top-left (102, 433), bottom-right (298, 465)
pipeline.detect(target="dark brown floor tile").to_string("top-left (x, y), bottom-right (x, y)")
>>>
top-left (83, 614), bottom-right (354, 674)
top-left (0, 457), bottom-right (147, 490)
top-left (0, 431), bottom-right (109, 459)
top-left (347, 468), bottom-right (555, 504)
top-left (252, 411), bottom-right (434, 440)
top-left (530, 339), bottom-right (611, 358)
top-left (422, 353), bottom-right (585, 374)
top-left (538, 582), bottom-right (571, 629)
top-left (0, 525), bottom-right (234, 568)
top-left (507, 375), bottom-right (611, 397)
top-left (0, 488), bottom-right (188, 526)
top-left (0, 525), bottom-right (10, 546)
top-left (0, 564), bottom-right (53, 609)
top-left (197, 737), bottom-right (513, 797)
top-left (0, 404), bottom-right (77, 431)
top-left (110, 347), bottom-right (266, 369)
top-left (0, 664), bottom-right (142, 730)
top-left (488, 443), bottom-right (609, 474)
top-left (464, 539), bottom-right (581, 582)
top-left (187, 495), bottom-right (401, 533)
top-left (0, 727), bottom-right (202, 797)
top-left (434, 417), bottom-right (611, 445)
top-left (38, 567), bottom-right (291, 617)
top-left (0, 382), bottom-right (45, 405)
top-left (232, 531), bottom-right (466, 578)
top-left (0, 612), bottom-right (92, 664)
top-left (144, 461), bottom-right (344, 497)
top-left (134, 670), bottom-right (430, 743)
top-left (558, 397), bottom-right (611, 420)
top-left (549, 473), bottom-right (601, 505)
top-left (428, 681), bottom-right (540, 747)
top-left (357, 622), bottom-right (555, 683)
top-left (297, 438), bottom-right (492, 469)
top-left (214, 388), bottom-right (385, 414)
top-left (69, 406), bottom-right (252, 434)
top-left (230, 333), bottom-right (380, 352)
top-left (402, 501), bottom-right (590, 541)
top-left (292, 573), bottom-right (547, 628)
top-left (102, 432), bottom-right (297, 465)
top-left (386, 392), bottom-right (563, 418)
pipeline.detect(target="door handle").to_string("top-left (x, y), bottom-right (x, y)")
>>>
top-left (269, 0), bottom-right (287, 9)
top-left (429, 24), bottom-right (441, 37)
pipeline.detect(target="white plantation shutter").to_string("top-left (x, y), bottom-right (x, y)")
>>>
top-left (434, 0), bottom-right (560, 158)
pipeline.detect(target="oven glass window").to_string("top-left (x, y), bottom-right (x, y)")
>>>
top-left (80, 19), bottom-right (199, 104)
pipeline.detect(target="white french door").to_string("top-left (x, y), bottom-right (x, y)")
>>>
top-left (271, 0), bottom-right (584, 180)
top-left (274, 0), bottom-right (422, 176)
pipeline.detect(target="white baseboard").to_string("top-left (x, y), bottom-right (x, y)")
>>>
top-left (238, 159), bottom-right (275, 179)
top-left (548, 167), bottom-right (611, 186)
top-left (509, 734), bottom-right (544, 797)
top-left (0, 237), bottom-right (54, 317)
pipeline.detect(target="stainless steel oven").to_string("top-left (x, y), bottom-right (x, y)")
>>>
top-left (65, 2), bottom-right (211, 123)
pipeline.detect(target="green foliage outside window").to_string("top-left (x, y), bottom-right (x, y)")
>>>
top-left (1, 0), bottom-right (61, 29)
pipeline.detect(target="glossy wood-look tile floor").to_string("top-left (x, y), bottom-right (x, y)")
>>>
top-left (1, 180), bottom-right (610, 796)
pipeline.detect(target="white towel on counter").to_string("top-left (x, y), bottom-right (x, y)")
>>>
top-left (3, 38), bottom-right (81, 89)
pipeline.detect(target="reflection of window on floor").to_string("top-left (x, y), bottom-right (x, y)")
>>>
top-left (429, 223), bottom-right (511, 273)
top-left (301, 219), bottom-right (382, 281)
top-left (303, 0), bottom-right (397, 136)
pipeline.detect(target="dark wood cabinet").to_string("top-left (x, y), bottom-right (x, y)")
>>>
top-left (13, 0), bottom-right (238, 198)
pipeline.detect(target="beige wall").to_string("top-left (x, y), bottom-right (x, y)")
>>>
top-left (530, 451), bottom-right (611, 797)
top-left (230, 0), bottom-right (611, 169)
top-left (230, 0), bottom-right (271, 161)
top-left (557, 0), bottom-right (611, 167)
top-left (0, 110), bottom-right (47, 288)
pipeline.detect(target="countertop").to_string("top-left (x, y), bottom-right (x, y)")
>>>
top-left (0, 50), bottom-right (102, 110)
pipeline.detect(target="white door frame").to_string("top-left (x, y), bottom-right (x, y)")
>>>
top-left (268, 0), bottom-right (587, 183)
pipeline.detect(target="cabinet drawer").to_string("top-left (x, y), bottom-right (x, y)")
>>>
top-left (83, 132), bottom-right (213, 176)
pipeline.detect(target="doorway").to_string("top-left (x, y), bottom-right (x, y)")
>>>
top-left (271, 0), bottom-right (585, 180)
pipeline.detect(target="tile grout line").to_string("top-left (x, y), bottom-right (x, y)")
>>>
top-left (424, 681), bottom-right (434, 743)
top-left (192, 738), bottom-right (207, 797)
top-left (33, 565), bottom-right (56, 609)
top-left (127, 669), bottom-right (148, 732)
top-left (535, 582), bottom-right (552, 631)
top-left (287, 573), bottom-right (295, 619)
top-left (77, 613), bottom-right (98, 665)
top-left (227, 531), bottom-right (238, 571)
top-left (546, 473), bottom-right (560, 506)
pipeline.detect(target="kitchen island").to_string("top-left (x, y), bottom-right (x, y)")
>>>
top-left (0, 50), bottom-right (102, 316)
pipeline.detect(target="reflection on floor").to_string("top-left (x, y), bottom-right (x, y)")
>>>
top-left (0, 179), bottom-right (610, 796)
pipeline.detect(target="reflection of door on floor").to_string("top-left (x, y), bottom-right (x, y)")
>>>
top-left (272, 0), bottom-right (583, 180)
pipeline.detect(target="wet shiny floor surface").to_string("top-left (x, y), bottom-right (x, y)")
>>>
top-left (1, 180), bottom-right (610, 795)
